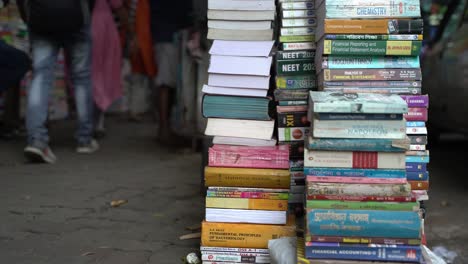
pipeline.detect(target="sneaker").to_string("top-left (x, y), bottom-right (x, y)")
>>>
top-left (24, 145), bottom-right (57, 164)
top-left (76, 139), bottom-right (99, 154)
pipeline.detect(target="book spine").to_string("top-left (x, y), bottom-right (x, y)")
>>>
top-left (323, 19), bottom-right (424, 34)
top-left (276, 76), bottom-right (317, 89)
top-left (305, 150), bottom-right (406, 169)
top-left (322, 80), bottom-right (422, 88)
top-left (316, 113), bottom-right (403, 120)
top-left (324, 34), bottom-right (423, 41)
top-left (322, 69), bottom-right (422, 81)
top-left (277, 51), bottom-right (316, 60)
top-left (206, 191), bottom-right (289, 200)
top-left (282, 42), bottom-right (316, 51)
top-left (307, 182), bottom-right (412, 197)
top-left (274, 89), bottom-right (310, 100)
top-left (306, 138), bottom-right (409, 152)
top-left (407, 171), bottom-right (429, 181)
top-left (404, 107), bottom-right (428, 121)
top-left (278, 127), bottom-right (309, 142)
top-left (278, 100), bottom-right (308, 106)
top-left (409, 144), bottom-right (426, 151)
top-left (307, 209), bottom-right (421, 238)
top-left (304, 167), bottom-right (406, 178)
top-left (290, 159), bottom-right (304, 170)
top-left (408, 135), bottom-right (428, 145)
top-left (321, 56), bottom-right (420, 69)
top-left (204, 168), bottom-right (291, 189)
top-left (406, 121), bottom-right (426, 127)
top-left (406, 162), bottom-right (427, 172)
top-left (406, 126), bottom-right (428, 134)
top-left (277, 105), bottom-right (309, 113)
top-left (280, 35), bottom-right (315, 43)
top-left (282, 9), bottom-right (316, 18)
top-left (307, 194), bottom-right (416, 202)
top-left (400, 95), bottom-right (429, 107)
top-left (322, 40), bottom-right (422, 56)
top-left (305, 244), bottom-right (423, 262)
top-left (321, 0), bottom-right (420, 5)
top-left (205, 197), bottom-right (288, 211)
top-left (208, 148), bottom-right (290, 169)
top-left (281, 1), bottom-right (315, 10)
top-left (277, 60), bottom-right (316, 76)
top-left (283, 18), bottom-right (317, 27)
top-left (312, 120), bottom-right (407, 139)
top-left (278, 112), bottom-right (309, 127)
top-left (306, 235), bottom-right (421, 245)
top-left (201, 253), bottom-right (269, 263)
top-left (322, 87), bottom-right (422, 95)
top-left (307, 176), bottom-right (408, 184)
top-left (281, 27), bottom-right (316, 36)
top-left (406, 155), bottom-right (430, 163)
top-left (306, 200), bottom-right (418, 211)
top-left (409, 180), bottom-right (429, 190)
top-left (321, 4), bottom-right (421, 19)
top-left (200, 247), bottom-right (270, 254)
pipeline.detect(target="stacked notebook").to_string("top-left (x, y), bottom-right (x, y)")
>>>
top-left (201, 1), bottom-right (296, 262)
top-left (304, 92), bottom-right (425, 263)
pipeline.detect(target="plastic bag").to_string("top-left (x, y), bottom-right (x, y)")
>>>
top-left (268, 237), bottom-right (297, 264)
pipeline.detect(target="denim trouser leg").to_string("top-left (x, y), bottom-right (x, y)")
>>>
top-left (26, 35), bottom-right (60, 147)
top-left (64, 28), bottom-right (93, 145)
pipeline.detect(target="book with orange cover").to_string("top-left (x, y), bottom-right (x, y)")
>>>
top-left (201, 217), bottom-right (296, 249)
top-left (204, 167), bottom-right (291, 188)
top-left (205, 197), bottom-right (288, 211)
top-left (409, 180), bottom-right (429, 190)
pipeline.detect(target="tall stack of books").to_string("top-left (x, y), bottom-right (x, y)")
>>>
top-left (275, 0), bottom-right (318, 211)
top-left (200, 1), bottom-right (296, 263)
top-left (304, 92), bottom-right (424, 262)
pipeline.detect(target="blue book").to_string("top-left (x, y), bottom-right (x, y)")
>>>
top-left (307, 209), bottom-right (421, 239)
top-left (316, 113), bottom-right (403, 120)
top-left (306, 137), bottom-right (409, 152)
top-left (406, 121), bottom-right (426, 127)
top-left (305, 242), bottom-right (423, 262)
top-left (202, 95), bottom-right (273, 121)
top-left (407, 171), bottom-right (429, 181)
top-left (406, 155), bottom-right (430, 163)
top-left (303, 168), bottom-right (406, 178)
top-left (406, 162), bottom-right (427, 172)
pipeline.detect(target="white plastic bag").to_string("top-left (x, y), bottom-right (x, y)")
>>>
top-left (268, 237), bottom-right (297, 264)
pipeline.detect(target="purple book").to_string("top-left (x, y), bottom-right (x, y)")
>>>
top-left (400, 95), bottom-right (429, 108)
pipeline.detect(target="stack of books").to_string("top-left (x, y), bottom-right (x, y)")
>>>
top-left (201, 1), bottom-right (296, 263)
top-left (304, 92), bottom-right (424, 263)
top-left (275, 0), bottom-right (318, 212)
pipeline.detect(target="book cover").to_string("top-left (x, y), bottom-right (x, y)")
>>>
top-left (205, 197), bottom-right (288, 211)
top-left (323, 87), bottom-right (422, 95)
top-left (307, 175), bottom-right (408, 184)
top-left (406, 126), bottom-right (428, 135)
top-left (406, 162), bottom-right (427, 172)
top-left (206, 208), bottom-right (287, 224)
top-left (320, 55), bottom-right (420, 69)
top-left (320, 69), bottom-right (423, 82)
top-left (408, 135), bottom-right (428, 145)
top-left (317, 0), bottom-right (421, 19)
top-left (281, 1), bottom-right (314, 10)
top-left (306, 137), bottom-right (409, 152)
top-left (283, 42), bottom-right (316, 51)
top-left (206, 188), bottom-right (289, 200)
top-left (409, 180), bottom-right (429, 190)
top-left (407, 171), bottom-right (429, 181)
top-left (406, 155), bottom-right (430, 163)
top-left (316, 113), bottom-right (404, 120)
top-left (204, 167), bottom-right (290, 188)
top-left (278, 127), bottom-right (309, 141)
top-left (276, 75), bottom-right (317, 89)
top-left (278, 112), bottom-right (310, 127)
top-left (322, 80), bottom-right (422, 88)
top-left (404, 107), bottom-right (428, 121)
top-left (200, 246), bottom-right (269, 253)
top-left (320, 40), bottom-right (422, 56)
top-left (406, 121), bottom-right (426, 127)
top-left (274, 89), bottom-right (310, 101)
top-left (309, 91), bottom-right (408, 114)
top-left (282, 9), bottom-right (316, 18)
top-left (307, 209), bottom-right (421, 238)
top-left (311, 119), bottom-right (407, 139)
top-left (281, 27), bottom-right (316, 36)
top-left (305, 242), bottom-right (423, 262)
top-left (201, 220), bottom-right (296, 249)
top-left (280, 35), bottom-right (315, 43)
top-left (276, 59), bottom-right (316, 76)
top-left (306, 235), bottom-right (421, 246)
top-left (304, 167), bottom-right (406, 178)
top-left (306, 200), bottom-right (419, 211)
top-left (277, 51), bottom-right (316, 60)
top-left (306, 182), bottom-right (412, 197)
top-left (410, 144), bottom-right (426, 151)
top-left (307, 194), bottom-right (416, 202)
top-left (324, 34), bottom-right (423, 40)
top-left (400, 95), bottom-right (429, 107)
top-left (201, 252), bottom-right (270, 263)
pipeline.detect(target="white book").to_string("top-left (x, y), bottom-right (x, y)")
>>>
top-left (200, 246), bottom-right (270, 254)
top-left (205, 208), bottom-right (287, 224)
top-left (208, 28), bottom-right (274, 41)
top-left (209, 55), bottom-right (272, 76)
top-left (208, 73), bottom-right (270, 89)
top-left (202, 85), bottom-right (268, 97)
top-left (208, 10), bottom-right (276, 21)
top-left (205, 118), bottom-right (275, 140)
top-left (406, 126), bottom-right (428, 135)
top-left (213, 136), bottom-right (277, 147)
top-left (409, 144), bottom-right (426, 151)
top-left (210, 40), bottom-right (275, 57)
top-left (208, 20), bottom-right (272, 30)
top-left (208, 0), bottom-right (276, 11)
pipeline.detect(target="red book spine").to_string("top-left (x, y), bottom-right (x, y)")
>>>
top-left (404, 107), bottom-right (428, 121)
top-left (352, 152), bottom-right (378, 169)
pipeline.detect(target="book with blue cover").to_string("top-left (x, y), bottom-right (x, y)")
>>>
top-left (306, 136), bottom-right (410, 152)
top-left (304, 168), bottom-right (406, 178)
top-left (307, 209), bottom-right (421, 238)
top-left (202, 95), bottom-right (273, 120)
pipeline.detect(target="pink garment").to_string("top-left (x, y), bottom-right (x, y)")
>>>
top-left (91, 0), bottom-right (123, 110)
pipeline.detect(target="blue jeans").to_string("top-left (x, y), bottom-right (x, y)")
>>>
top-left (26, 27), bottom-right (93, 147)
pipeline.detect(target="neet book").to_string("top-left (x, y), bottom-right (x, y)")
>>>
top-left (204, 167), bottom-right (290, 188)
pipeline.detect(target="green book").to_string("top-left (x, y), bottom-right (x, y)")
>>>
top-left (276, 75), bottom-right (317, 89)
top-left (277, 51), bottom-right (316, 60)
top-left (306, 200), bottom-right (420, 211)
top-left (276, 60), bottom-right (315, 76)
top-left (320, 39), bottom-right (422, 56)
top-left (280, 35), bottom-right (315, 43)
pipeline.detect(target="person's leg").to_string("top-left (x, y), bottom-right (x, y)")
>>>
top-left (64, 26), bottom-right (97, 153)
top-left (3, 80), bottom-right (21, 134)
top-left (24, 34), bottom-right (59, 163)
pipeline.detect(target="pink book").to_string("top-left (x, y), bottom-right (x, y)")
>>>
top-left (209, 144), bottom-right (290, 169)
top-left (306, 176), bottom-right (408, 185)
top-left (404, 107), bottom-right (428, 121)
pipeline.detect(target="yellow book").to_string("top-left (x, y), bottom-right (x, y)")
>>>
top-left (201, 217), bottom-right (296, 249)
top-left (206, 197), bottom-right (288, 211)
top-left (205, 167), bottom-right (290, 188)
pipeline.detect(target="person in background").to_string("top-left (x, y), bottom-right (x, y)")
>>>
top-left (18, 0), bottom-right (97, 163)
top-left (149, 0), bottom-right (192, 141)
top-left (122, 0), bottom-right (157, 122)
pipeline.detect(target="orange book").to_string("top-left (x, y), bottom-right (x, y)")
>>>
top-left (409, 180), bottom-right (429, 190)
top-left (201, 218), bottom-right (296, 249)
top-left (205, 197), bottom-right (288, 211)
top-left (205, 167), bottom-right (290, 188)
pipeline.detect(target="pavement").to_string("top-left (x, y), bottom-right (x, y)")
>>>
top-left (0, 117), bottom-right (467, 264)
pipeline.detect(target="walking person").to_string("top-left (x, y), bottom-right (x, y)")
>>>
top-left (18, 0), bottom-right (97, 163)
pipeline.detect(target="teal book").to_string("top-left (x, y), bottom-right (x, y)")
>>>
top-left (202, 95), bottom-right (273, 121)
top-left (321, 55), bottom-right (420, 69)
